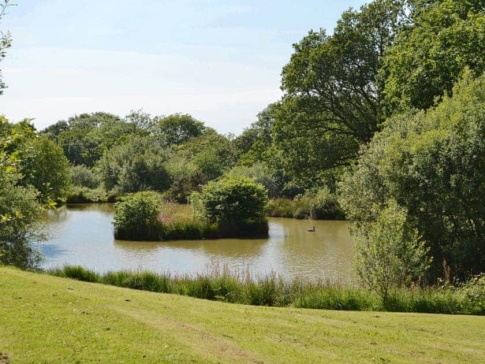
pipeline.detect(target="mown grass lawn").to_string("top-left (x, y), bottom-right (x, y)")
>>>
top-left (1, 267), bottom-right (484, 363)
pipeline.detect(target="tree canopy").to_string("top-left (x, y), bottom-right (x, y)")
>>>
top-left (340, 72), bottom-right (485, 281)
top-left (382, 0), bottom-right (485, 113)
top-left (273, 0), bottom-right (405, 183)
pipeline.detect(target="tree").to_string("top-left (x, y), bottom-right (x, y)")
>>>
top-left (124, 109), bottom-right (157, 133)
top-left (165, 131), bottom-right (237, 202)
top-left (234, 104), bottom-right (276, 166)
top-left (382, 0), bottom-right (485, 113)
top-left (40, 120), bottom-right (69, 142)
top-left (154, 114), bottom-right (206, 147)
top-left (274, 0), bottom-right (405, 183)
top-left (0, 0), bottom-right (14, 94)
top-left (0, 117), bottom-right (44, 269)
top-left (53, 112), bottom-right (136, 167)
top-left (353, 200), bottom-right (430, 301)
top-left (194, 176), bottom-right (268, 237)
top-left (99, 135), bottom-right (171, 193)
top-left (19, 136), bottom-right (71, 202)
top-left (340, 71), bottom-right (485, 281)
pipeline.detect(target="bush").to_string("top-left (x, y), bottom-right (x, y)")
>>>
top-left (195, 176), bottom-right (269, 238)
top-left (113, 191), bottom-right (162, 240)
top-left (459, 274), bottom-right (485, 315)
top-left (266, 198), bottom-right (294, 218)
top-left (293, 188), bottom-right (345, 220)
top-left (65, 186), bottom-right (109, 203)
top-left (353, 200), bottom-right (431, 301)
top-left (70, 165), bottom-right (100, 189)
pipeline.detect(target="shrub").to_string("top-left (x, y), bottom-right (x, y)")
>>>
top-left (65, 186), bottom-right (108, 203)
top-left (459, 274), bottom-right (485, 315)
top-left (293, 188), bottom-right (345, 220)
top-left (113, 191), bottom-right (162, 240)
top-left (70, 165), bottom-right (100, 189)
top-left (353, 200), bottom-right (431, 302)
top-left (266, 198), bottom-right (294, 218)
top-left (195, 176), bottom-right (269, 238)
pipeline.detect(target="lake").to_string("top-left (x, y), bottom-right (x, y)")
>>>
top-left (42, 204), bottom-right (355, 283)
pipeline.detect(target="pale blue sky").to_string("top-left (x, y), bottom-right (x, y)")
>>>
top-left (1, 0), bottom-right (367, 135)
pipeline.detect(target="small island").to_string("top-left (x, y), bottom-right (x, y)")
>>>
top-left (113, 176), bottom-right (269, 241)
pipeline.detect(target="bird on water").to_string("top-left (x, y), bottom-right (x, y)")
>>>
top-left (307, 226), bottom-right (315, 232)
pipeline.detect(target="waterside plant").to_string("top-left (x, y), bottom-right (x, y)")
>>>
top-left (48, 265), bottom-right (485, 315)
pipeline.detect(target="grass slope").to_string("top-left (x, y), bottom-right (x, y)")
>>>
top-left (1, 267), bottom-right (484, 363)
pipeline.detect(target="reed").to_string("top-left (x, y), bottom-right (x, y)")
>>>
top-left (46, 265), bottom-right (485, 315)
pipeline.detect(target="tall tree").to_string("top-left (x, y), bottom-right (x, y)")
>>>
top-left (99, 135), bottom-right (171, 193)
top-left (154, 114), bottom-right (206, 147)
top-left (382, 0), bottom-right (485, 113)
top-left (274, 0), bottom-right (405, 184)
top-left (234, 104), bottom-right (276, 166)
top-left (51, 112), bottom-right (136, 167)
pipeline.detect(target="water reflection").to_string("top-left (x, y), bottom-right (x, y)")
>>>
top-left (42, 204), bottom-right (355, 283)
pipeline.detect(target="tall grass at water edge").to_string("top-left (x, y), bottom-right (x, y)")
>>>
top-left (47, 265), bottom-right (485, 315)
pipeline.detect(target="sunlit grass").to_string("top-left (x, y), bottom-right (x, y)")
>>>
top-left (2, 267), bottom-right (485, 363)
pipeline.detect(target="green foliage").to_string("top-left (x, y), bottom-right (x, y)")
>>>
top-left (19, 136), bottom-right (71, 202)
top-left (353, 200), bottom-right (431, 301)
top-left (233, 104), bottom-right (276, 166)
top-left (165, 132), bottom-right (236, 202)
top-left (459, 274), bottom-right (485, 315)
top-left (0, 117), bottom-right (45, 269)
top-left (340, 72), bottom-right (485, 281)
top-left (227, 162), bottom-right (289, 199)
top-left (154, 113), bottom-right (206, 147)
top-left (274, 0), bottom-right (404, 181)
top-left (53, 112), bottom-right (137, 167)
top-left (99, 135), bottom-right (171, 193)
top-left (113, 191), bottom-right (162, 240)
top-left (265, 198), bottom-right (294, 218)
top-left (65, 186), bottom-right (114, 204)
top-left (382, 0), bottom-right (485, 113)
top-left (195, 176), bottom-right (268, 237)
top-left (70, 164), bottom-right (100, 189)
top-left (293, 188), bottom-right (345, 220)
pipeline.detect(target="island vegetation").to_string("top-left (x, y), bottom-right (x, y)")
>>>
top-left (1, 0), bottom-right (485, 326)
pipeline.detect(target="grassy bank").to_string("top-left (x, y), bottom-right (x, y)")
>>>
top-left (1, 267), bottom-right (485, 363)
top-left (48, 265), bottom-right (485, 315)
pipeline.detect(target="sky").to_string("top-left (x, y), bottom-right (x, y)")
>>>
top-left (1, 0), bottom-right (367, 135)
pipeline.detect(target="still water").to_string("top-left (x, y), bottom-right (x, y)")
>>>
top-left (42, 204), bottom-right (355, 283)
